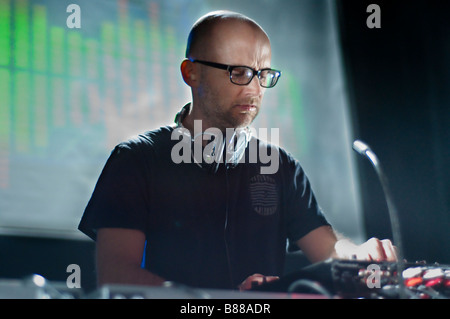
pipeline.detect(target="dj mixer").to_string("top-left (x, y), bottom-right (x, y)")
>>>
top-left (252, 258), bottom-right (450, 299)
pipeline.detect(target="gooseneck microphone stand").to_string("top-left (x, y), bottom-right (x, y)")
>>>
top-left (353, 140), bottom-right (407, 298)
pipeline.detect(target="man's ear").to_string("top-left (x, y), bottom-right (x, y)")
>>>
top-left (180, 59), bottom-right (198, 87)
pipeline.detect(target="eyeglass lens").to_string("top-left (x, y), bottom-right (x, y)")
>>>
top-left (230, 67), bottom-right (279, 88)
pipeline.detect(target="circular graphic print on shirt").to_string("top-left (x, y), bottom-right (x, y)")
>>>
top-left (249, 175), bottom-right (278, 216)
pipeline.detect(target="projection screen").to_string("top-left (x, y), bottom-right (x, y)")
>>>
top-left (0, 0), bottom-right (364, 242)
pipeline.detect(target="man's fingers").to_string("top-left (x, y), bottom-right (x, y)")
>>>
top-left (238, 274), bottom-right (279, 291)
top-left (360, 238), bottom-right (397, 262)
top-left (381, 239), bottom-right (397, 261)
top-left (368, 237), bottom-right (387, 261)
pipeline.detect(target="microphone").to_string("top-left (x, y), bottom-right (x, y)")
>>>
top-left (352, 139), bottom-right (407, 298)
top-left (352, 140), bottom-right (370, 155)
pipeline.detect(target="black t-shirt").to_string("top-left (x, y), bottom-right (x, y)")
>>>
top-left (78, 126), bottom-right (330, 289)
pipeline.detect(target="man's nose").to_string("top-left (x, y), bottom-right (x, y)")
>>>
top-left (245, 75), bottom-right (264, 97)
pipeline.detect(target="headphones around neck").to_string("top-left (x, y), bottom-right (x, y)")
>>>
top-left (174, 103), bottom-right (251, 174)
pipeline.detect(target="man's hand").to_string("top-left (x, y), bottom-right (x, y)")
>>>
top-left (238, 273), bottom-right (279, 291)
top-left (333, 237), bottom-right (397, 262)
top-left (296, 226), bottom-right (398, 263)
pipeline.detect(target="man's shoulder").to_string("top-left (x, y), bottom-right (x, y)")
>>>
top-left (116, 126), bottom-right (174, 151)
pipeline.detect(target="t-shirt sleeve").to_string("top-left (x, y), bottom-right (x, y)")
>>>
top-left (284, 155), bottom-right (331, 250)
top-left (78, 143), bottom-right (149, 240)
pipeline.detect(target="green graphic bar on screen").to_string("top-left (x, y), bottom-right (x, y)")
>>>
top-left (52, 77), bottom-right (66, 127)
top-left (149, 3), bottom-right (162, 92)
top-left (0, 0), bottom-right (11, 66)
top-left (101, 22), bottom-right (118, 113)
top-left (149, 1), bottom-right (162, 59)
top-left (118, 5), bottom-right (135, 107)
top-left (13, 71), bottom-right (30, 152)
top-left (101, 22), bottom-right (118, 84)
top-left (50, 27), bottom-right (65, 74)
top-left (85, 38), bottom-right (99, 80)
top-left (67, 31), bottom-right (83, 77)
top-left (118, 2), bottom-right (131, 59)
top-left (0, 68), bottom-right (10, 189)
top-left (101, 23), bottom-right (117, 56)
top-left (134, 20), bottom-right (147, 63)
top-left (149, 19), bottom-right (162, 57)
top-left (0, 69), bottom-right (11, 145)
top-left (134, 19), bottom-right (149, 90)
top-left (33, 74), bottom-right (48, 148)
top-left (14, 0), bottom-right (29, 69)
top-left (32, 4), bottom-right (47, 71)
top-left (286, 72), bottom-right (308, 153)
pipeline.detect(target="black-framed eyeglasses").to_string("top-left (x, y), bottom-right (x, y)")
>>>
top-left (189, 59), bottom-right (281, 88)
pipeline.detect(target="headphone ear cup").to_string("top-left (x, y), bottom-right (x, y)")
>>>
top-left (174, 103), bottom-right (191, 127)
top-left (205, 136), bottom-right (225, 174)
top-left (173, 104), bottom-right (252, 173)
top-left (225, 127), bottom-right (251, 169)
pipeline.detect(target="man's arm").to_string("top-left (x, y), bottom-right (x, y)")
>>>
top-left (96, 228), bottom-right (165, 287)
top-left (295, 225), bottom-right (338, 263)
top-left (296, 225), bottom-right (397, 263)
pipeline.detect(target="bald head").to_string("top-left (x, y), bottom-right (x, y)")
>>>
top-left (185, 11), bottom-right (270, 60)
top-left (180, 11), bottom-right (274, 131)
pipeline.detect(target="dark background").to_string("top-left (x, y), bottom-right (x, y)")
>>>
top-left (0, 0), bottom-right (448, 294)
top-left (337, 0), bottom-right (449, 264)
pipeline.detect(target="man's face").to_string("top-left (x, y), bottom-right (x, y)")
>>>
top-left (192, 21), bottom-right (272, 131)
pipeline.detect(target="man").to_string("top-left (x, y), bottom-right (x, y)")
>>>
top-left (79, 11), bottom-right (396, 291)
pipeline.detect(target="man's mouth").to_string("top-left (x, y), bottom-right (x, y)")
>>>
top-left (234, 104), bottom-right (257, 113)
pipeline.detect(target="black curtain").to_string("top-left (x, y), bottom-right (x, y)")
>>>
top-left (337, 0), bottom-right (450, 263)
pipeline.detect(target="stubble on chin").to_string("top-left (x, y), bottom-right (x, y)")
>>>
top-left (196, 87), bottom-right (260, 130)
top-left (230, 108), bottom-right (259, 128)
top-left (207, 106), bottom-right (258, 131)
